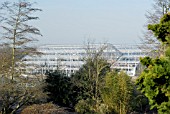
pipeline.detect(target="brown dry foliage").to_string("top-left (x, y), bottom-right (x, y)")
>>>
top-left (21, 103), bottom-right (69, 114)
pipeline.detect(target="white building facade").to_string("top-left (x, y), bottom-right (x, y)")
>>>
top-left (23, 43), bottom-right (149, 77)
top-left (112, 44), bottom-right (148, 76)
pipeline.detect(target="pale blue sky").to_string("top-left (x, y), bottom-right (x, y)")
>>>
top-left (2, 0), bottom-right (154, 45)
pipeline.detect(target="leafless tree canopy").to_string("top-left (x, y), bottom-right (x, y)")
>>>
top-left (0, 1), bottom-right (45, 114)
top-left (141, 0), bottom-right (170, 57)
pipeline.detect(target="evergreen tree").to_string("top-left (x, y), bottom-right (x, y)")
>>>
top-left (44, 71), bottom-right (73, 107)
top-left (136, 12), bottom-right (170, 114)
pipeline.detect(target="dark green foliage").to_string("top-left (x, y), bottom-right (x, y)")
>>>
top-left (44, 71), bottom-right (72, 107)
top-left (136, 57), bottom-right (170, 113)
top-left (71, 67), bottom-right (93, 101)
top-left (44, 57), bottom-right (111, 110)
top-left (44, 56), bottom-right (152, 113)
top-left (131, 93), bottom-right (150, 113)
top-left (137, 12), bottom-right (170, 114)
top-left (140, 56), bottom-right (153, 67)
top-left (148, 12), bottom-right (170, 43)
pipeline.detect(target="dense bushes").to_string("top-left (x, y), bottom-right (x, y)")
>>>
top-left (44, 66), bottom-right (151, 113)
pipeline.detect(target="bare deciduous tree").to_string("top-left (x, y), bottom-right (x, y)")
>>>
top-left (0, 1), bottom-right (46, 114)
top-left (0, 0), bottom-right (42, 80)
top-left (141, 0), bottom-right (170, 57)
